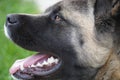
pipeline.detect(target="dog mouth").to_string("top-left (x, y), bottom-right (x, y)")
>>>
top-left (10, 52), bottom-right (62, 79)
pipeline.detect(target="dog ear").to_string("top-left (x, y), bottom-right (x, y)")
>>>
top-left (94, 0), bottom-right (112, 16)
top-left (95, 0), bottom-right (120, 18)
top-left (111, 0), bottom-right (120, 17)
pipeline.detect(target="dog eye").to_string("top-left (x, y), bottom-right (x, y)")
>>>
top-left (54, 15), bottom-right (62, 21)
top-left (51, 14), bottom-right (62, 22)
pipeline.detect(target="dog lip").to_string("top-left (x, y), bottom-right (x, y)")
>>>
top-left (9, 53), bottom-right (53, 74)
top-left (9, 59), bottom-right (25, 74)
top-left (4, 25), bottom-right (11, 40)
top-left (10, 52), bottom-right (62, 78)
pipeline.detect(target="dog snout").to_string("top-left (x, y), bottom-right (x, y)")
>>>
top-left (6, 14), bottom-right (19, 26)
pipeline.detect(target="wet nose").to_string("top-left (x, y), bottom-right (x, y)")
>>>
top-left (6, 14), bottom-right (19, 26)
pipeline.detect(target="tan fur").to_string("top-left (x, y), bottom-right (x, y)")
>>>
top-left (61, 3), bottom-right (111, 68)
top-left (62, 0), bottom-right (120, 79)
top-left (95, 50), bottom-right (120, 80)
top-left (112, 0), bottom-right (120, 16)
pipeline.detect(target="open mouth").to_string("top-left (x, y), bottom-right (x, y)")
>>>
top-left (10, 52), bottom-right (62, 79)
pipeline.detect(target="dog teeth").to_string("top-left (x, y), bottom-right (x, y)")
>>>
top-left (42, 61), bottom-right (48, 65)
top-left (31, 64), bottom-right (36, 67)
top-left (47, 57), bottom-right (55, 64)
top-left (54, 59), bottom-right (59, 64)
top-left (18, 56), bottom-right (59, 71)
top-left (20, 62), bottom-right (25, 71)
top-left (36, 63), bottom-right (43, 67)
top-left (27, 56), bottom-right (59, 68)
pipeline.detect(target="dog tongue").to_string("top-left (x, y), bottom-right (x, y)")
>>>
top-left (10, 54), bottom-right (50, 74)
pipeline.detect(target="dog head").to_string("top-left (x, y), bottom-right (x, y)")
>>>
top-left (4, 0), bottom-right (120, 80)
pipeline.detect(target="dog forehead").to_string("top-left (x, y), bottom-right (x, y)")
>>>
top-left (63, 0), bottom-right (96, 11)
top-left (64, 0), bottom-right (88, 7)
top-left (61, 0), bottom-right (96, 23)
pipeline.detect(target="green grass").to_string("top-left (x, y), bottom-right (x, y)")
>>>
top-left (0, 0), bottom-right (39, 80)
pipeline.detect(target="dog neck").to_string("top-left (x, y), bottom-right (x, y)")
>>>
top-left (95, 50), bottom-right (120, 80)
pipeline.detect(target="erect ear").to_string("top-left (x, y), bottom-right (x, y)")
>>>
top-left (94, 0), bottom-right (112, 16)
top-left (111, 0), bottom-right (120, 17)
top-left (94, 0), bottom-right (120, 17)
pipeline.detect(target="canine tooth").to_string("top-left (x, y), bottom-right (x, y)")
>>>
top-left (20, 62), bottom-right (24, 71)
top-left (54, 59), bottom-right (59, 64)
top-left (36, 63), bottom-right (43, 67)
top-left (48, 57), bottom-right (55, 64)
top-left (31, 64), bottom-right (36, 67)
top-left (42, 61), bottom-right (48, 65)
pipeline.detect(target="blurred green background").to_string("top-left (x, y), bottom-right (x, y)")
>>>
top-left (0, 0), bottom-right (39, 80)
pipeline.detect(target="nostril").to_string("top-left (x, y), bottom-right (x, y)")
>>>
top-left (7, 14), bottom-right (18, 24)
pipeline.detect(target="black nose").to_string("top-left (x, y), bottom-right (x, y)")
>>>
top-left (6, 14), bottom-right (19, 25)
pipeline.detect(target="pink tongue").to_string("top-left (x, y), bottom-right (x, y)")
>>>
top-left (9, 54), bottom-right (50, 74)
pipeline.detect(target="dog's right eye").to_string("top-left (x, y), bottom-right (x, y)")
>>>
top-left (51, 14), bottom-right (63, 23)
top-left (54, 15), bottom-right (62, 22)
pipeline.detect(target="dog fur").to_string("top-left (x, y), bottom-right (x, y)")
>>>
top-left (4, 0), bottom-right (120, 80)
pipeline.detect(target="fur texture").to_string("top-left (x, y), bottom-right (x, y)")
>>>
top-left (4, 0), bottom-right (120, 80)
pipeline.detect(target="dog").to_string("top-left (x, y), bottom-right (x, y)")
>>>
top-left (4, 0), bottom-right (120, 80)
